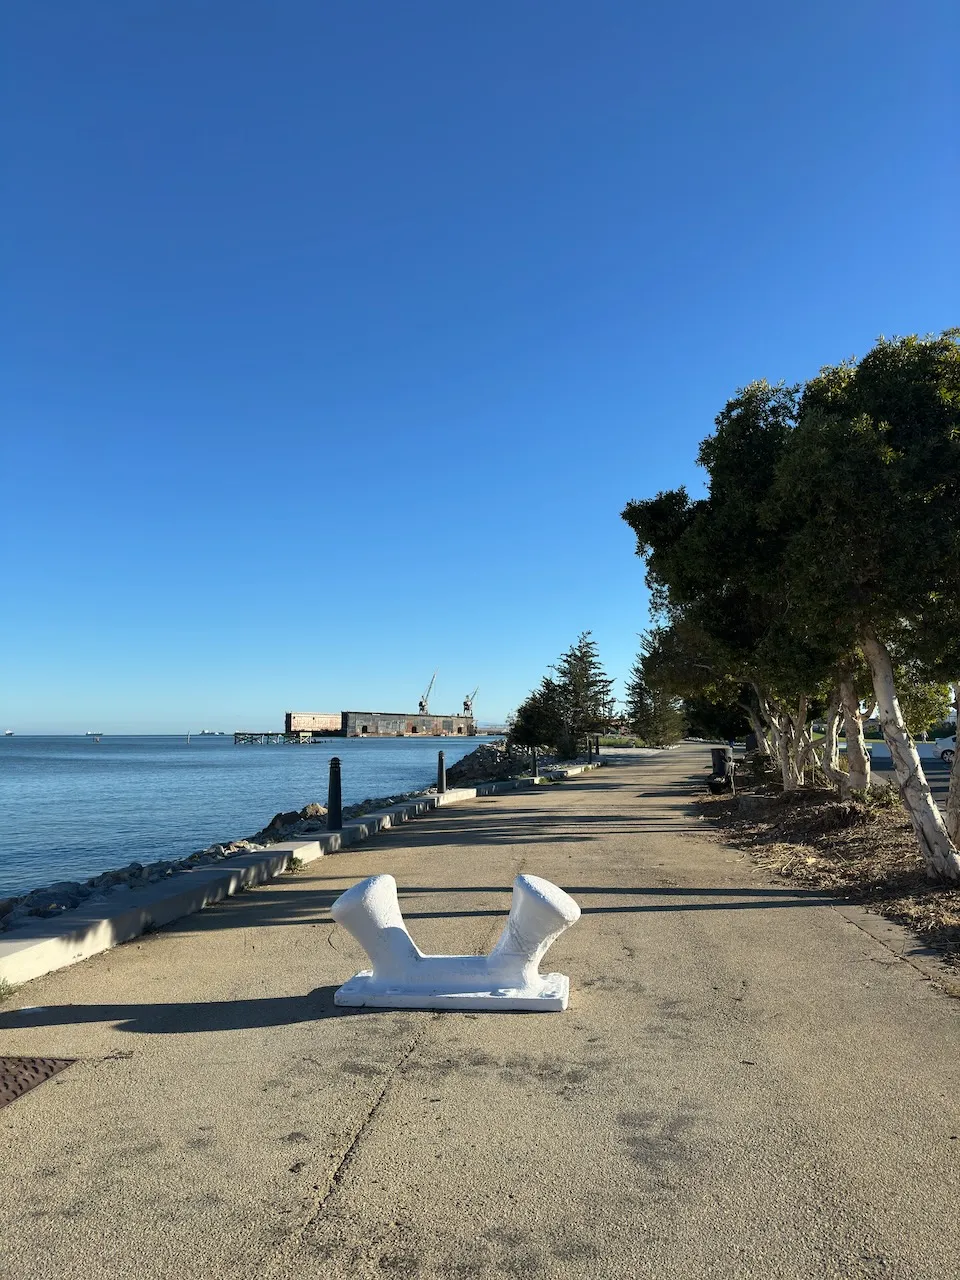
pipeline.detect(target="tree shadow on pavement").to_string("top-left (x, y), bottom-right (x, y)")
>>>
top-left (0, 884), bottom-right (837, 1036)
top-left (0, 984), bottom-right (375, 1033)
top-left (146, 876), bottom-right (838, 938)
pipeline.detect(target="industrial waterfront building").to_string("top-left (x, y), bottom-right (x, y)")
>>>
top-left (284, 711), bottom-right (476, 738)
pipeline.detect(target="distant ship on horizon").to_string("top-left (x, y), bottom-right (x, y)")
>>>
top-left (198, 729), bottom-right (225, 736)
top-left (85, 731), bottom-right (104, 737)
top-left (3, 729), bottom-right (12, 736)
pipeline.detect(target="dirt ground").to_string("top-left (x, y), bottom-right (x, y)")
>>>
top-left (700, 781), bottom-right (960, 969)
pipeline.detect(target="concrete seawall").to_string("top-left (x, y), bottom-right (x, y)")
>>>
top-left (0, 765), bottom-right (601, 989)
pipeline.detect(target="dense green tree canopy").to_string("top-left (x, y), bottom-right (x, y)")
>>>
top-left (774, 331), bottom-right (960, 677)
top-left (622, 330), bottom-right (960, 878)
top-left (509, 633), bottom-right (614, 758)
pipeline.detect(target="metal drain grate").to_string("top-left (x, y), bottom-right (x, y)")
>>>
top-left (0, 1057), bottom-right (76, 1108)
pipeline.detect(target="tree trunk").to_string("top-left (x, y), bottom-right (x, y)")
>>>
top-left (817, 689), bottom-right (847, 789)
top-left (839, 677), bottom-right (871, 792)
top-left (771, 705), bottom-right (803, 790)
top-left (742, 684), bottom-right (776, 759)
top-left (947, 683), bottom-right (960, 846)
top-left (768, 714), bottom-right (786, 786)
top-left (794, 696), bottom-right (812, 778)
top-left (740, 704), bottom-right (770, 756)
top-left (753, 687), bottom-right (780, 765)
top-left (861, 628), bottom-right (960, 881)
top-left (796, 725), bottom-right (816, 783)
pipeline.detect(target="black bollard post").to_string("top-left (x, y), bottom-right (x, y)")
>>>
top-left (437, 749), bottom-right (447, 794)
top-left (532, 748), bottom-right (539, 779)
top-left (587, 737), bottom-right (593, 763)
top-left (327, 756), bottom-right (342, 830)
top-left (595, 735), bottom-right (600, 757)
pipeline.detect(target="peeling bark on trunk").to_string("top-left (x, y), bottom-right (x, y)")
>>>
top-left (771, 698), bottom-right (807, 791)
top-left (947, 684), bottom-right (960, 847)
top-left (795, 725), bottom-right (816, 783)
top-left (794, 699), bottom-right (817, 784)
top-left (745, 685), bottom-right (777, 761)
top-left (839, 677), bottom-right (871, 792)
top-left (861, 628), bottom-right (960, 881)
top-left (817, 690), bottom-right (847, 790)
top-left (768, 714), bottom-right (794, 789)
top-left (761, 692), bottom-right (780, 765)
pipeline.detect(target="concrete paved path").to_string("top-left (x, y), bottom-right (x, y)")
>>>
top-left (1, 745), bottom-right (958, 1279)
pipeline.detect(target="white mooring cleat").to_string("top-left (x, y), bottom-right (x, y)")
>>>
top-left (330, 873), bottom-right (581, 1011)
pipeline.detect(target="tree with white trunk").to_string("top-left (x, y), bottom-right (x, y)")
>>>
top-left (772, 332), bottom-right (960, 878)
top-left (623, 331), bottom-right (960, 881)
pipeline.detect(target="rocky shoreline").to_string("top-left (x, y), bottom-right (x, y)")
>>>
top-left (0, 741), bottom-right (534, 935)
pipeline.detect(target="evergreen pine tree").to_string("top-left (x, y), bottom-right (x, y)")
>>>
top-left (551, 632), bottom-right (615, 756)
top-left (508, 677), bottom-right (565, 751)
top-left (624, 650), bottom-right (686, 745)
top-left (508, 632), bottom-right (615, 758)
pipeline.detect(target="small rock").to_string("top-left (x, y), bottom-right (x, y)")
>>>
top-left (268, 811), bottom-right (300, 832)
top-left (25, 883), bottom-right (84, 914)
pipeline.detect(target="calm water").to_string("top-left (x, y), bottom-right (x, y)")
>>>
top-left (0, 735), bottom-right (495, 897)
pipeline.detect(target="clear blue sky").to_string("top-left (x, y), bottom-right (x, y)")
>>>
top-left (2, 1), bottom-right (956, 732)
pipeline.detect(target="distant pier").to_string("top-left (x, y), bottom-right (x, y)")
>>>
top-left (233, 731), bottom-right (333, 745)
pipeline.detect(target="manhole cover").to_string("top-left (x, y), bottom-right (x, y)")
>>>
top-left (0, 1057), bottom-right (75, 1108)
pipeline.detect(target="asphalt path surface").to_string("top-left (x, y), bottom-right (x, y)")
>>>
top-left (1, 745), bottom-right (958, 1279)
top-left (870, 754), bottom-right (952, 807)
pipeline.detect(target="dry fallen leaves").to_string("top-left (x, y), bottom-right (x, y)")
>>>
top-left (699, 785), bottom-right (960, 968)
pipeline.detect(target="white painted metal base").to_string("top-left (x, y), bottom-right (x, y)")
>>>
top-left (330, 873), bottom-right (580, 1013)
top-left (335, 971), bottom-right (570, 1011)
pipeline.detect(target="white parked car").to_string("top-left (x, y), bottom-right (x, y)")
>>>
top-left (935, 734), bottom-right (956, 763)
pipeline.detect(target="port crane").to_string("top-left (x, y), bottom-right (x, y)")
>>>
top-left (418, 670), bottom-right (438, 714)
top-left (463, 687), bottom-right (479, 716)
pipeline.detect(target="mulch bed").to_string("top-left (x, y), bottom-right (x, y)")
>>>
top-left (698, 782), bottom-right (960, 969)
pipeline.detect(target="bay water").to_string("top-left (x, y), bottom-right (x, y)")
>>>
top-left (0, 734), bottom-right (495, 898)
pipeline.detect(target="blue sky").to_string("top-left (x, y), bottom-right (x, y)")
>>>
top-left (2, 1), bottom-right (957, 732)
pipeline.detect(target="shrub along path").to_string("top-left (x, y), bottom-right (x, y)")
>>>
top-left (1, 744), bottom-right (958, 1279)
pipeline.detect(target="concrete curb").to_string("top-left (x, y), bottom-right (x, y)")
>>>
top-left (0, 841), bottom-right (319, 989)
top-left (829, 900), bottom-right (960, 993)
top-left (0, 763), bottom-right (603, 989)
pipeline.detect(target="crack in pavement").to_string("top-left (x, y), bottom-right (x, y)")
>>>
top-left (265, 864), bottom-right (528, 1271)
top-left (266, 1014), bottom-right (439, 1272)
